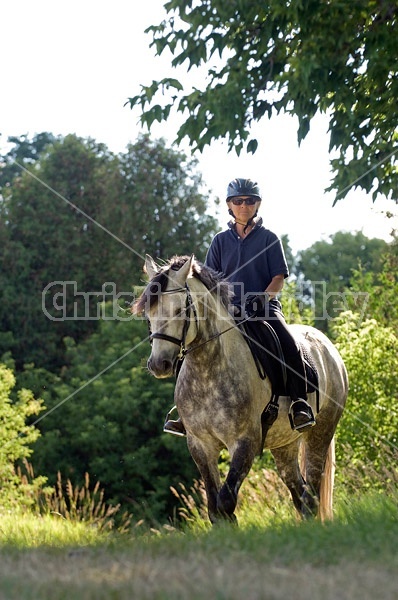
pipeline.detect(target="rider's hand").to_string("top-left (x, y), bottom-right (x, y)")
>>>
top-left (245, 292), bottom-right (270, 318)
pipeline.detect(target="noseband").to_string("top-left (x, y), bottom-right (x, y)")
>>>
top-left (149, 285), bottom-right (198, 361)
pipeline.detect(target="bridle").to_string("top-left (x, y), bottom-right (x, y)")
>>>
top-left (147, 278), bottom-right (287, 386)
top-left (148, 285), bottom-right (199, 362)
top-left (147, 282), bottom-right (254, 367)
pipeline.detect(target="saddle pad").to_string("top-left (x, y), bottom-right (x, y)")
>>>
top-left (300, 342), bottom-right (319, 393)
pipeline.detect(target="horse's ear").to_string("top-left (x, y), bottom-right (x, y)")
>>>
top-left (170, 255), bottom-right (194, 287)
top-left (144, 254), bottom-right (159, 280)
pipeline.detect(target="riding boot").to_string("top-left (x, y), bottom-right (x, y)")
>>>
top-left (289, 399), bottom-right (316, 432)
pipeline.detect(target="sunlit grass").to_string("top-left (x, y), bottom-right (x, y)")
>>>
top-left (0, 468), bottom-right (397, 600)
top-left (0, 512), bottom-right (112, 549)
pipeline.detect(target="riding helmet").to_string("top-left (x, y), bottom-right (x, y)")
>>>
top-left (226, 178), bottom-right (262, 201)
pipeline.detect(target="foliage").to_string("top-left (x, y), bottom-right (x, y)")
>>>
top-left (0, 134), bottom-right (122, 369)
top-left (295, 231), bottom-right (389, 331)
top-left (296, 231), bottom-right (389, 286)
top-left (0, 132), bottom-right (218, 370)
top-left (346, 235), bottom-right (398, 332)
top-left (22, 314), bottom-right (198, 523)
top-left (280, 278), bottom-right (314, 326)
top-left (0, 132), bottom-right (56, 191)
top-left (127, 0), bottom-right (398, 202)
top-left (332, 311), bottom-right (398, 486)
top-left (0, 364), bottom-right (46, 510)
top-left (114, 133), bottom-right (220, 265)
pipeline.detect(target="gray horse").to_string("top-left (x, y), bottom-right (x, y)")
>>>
top-left (135, 254), bottom-right (348, 525)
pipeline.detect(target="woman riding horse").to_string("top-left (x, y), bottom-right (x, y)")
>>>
top-left (164, 177), bottom-right (315, 436)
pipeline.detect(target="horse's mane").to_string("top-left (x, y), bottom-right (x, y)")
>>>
top-left (133, 255), bottom-right (233, 314)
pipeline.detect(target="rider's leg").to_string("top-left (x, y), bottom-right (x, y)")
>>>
top-left (265, 301), bottom-right (315, 432)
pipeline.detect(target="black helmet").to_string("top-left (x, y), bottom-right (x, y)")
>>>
top-left (226, 178), bottom-right (262, 201)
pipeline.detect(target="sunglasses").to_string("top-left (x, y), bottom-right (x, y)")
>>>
top-left (229, 197), bottom-right (258, 206)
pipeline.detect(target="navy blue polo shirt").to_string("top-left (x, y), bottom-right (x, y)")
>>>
top-left (205, 218), bottom-right (289, 305)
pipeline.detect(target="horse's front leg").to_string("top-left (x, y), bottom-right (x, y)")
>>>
top-left (187, 436), bottom-right (223, 525)
top-left (217, 437), bottom-right (257, 523)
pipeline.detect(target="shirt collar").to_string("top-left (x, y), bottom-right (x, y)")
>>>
top-left (228, 216), bottom-right (263, 232)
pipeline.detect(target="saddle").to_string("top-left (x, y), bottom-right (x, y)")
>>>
top-left (240, 319), bottom-right (319, 397)
top-left (240, 319), bottom-right (319, 455)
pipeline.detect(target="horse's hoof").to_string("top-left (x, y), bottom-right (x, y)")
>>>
top-left (300, 489), bottom-right (319, 518)
top-left (211, 512), bottom-right (238, 526)
top-left (217, 485), bottom-right (237, 516)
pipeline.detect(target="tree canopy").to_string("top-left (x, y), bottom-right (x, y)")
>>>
top-left (295, 231), bottom-right (390, 331)
top-left (127, 0), bottom-right (397, 203)
top-left (0, 133), bottom-right (218, 370)
top-left (296, 231), bottom-right (389, 287)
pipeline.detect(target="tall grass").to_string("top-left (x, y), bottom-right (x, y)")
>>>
top-left (0, 512), bottom-right (111, 548)
top-left (170, 447), bottom-right (398, 533)
top-left (14, 460), bottom-right (132, 532)
top-left (5, 445), bottom-right (398, 542)
top-left (171, 466), bottom-right (297, 532)
top-left (1, 480), bottom-right (396, 600)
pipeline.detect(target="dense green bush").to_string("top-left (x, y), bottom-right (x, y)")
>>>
top-left (0, 365), bottom-right (47, 510)
top-left (21, 314), bottom-right (197, 522)
top-left (333, 311), bottom-right (398, 487)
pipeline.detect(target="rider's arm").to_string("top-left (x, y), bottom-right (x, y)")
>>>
top-left (265, 274), bottom-right (285, 300)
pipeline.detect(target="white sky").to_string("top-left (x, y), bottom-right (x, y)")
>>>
top-left (1, 0), bottom-right (396, 253)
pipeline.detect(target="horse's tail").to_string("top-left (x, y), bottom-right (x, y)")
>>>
top-left (319, 436), bottom-right (335, 521)
top-left (300, 436), bottom-right (335, 521)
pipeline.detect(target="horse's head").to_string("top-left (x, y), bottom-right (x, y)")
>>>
top-left (140, 254), bottom-right (198, 378)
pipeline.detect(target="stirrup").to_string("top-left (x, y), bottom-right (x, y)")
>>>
top-left (288, 399), bottom-right (316, 432)
top-left (163, 418), bottom-right (186, 437)
top-left (163, 406), bottom-right (186, 437)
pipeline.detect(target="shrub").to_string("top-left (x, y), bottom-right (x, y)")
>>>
top-left (0, 364), bottom-right (46, 510)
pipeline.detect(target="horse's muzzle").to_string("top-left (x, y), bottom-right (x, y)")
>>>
top-left (147, 353), bottom-right (176, 378)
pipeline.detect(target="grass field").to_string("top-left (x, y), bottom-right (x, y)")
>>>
top-left (0, 491), bottom-right (397, 600)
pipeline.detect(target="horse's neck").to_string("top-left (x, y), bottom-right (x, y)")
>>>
top-left (194, 288), bottom-right (232, 334)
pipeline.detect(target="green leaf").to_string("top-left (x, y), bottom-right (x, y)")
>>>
top-left (247, 139), bottom-right (258, 154)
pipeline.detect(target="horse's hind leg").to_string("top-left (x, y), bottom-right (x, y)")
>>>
top-left (271, 440), bottom-right (312, 517)
top-left (302, 421), bottom-right (338, 520)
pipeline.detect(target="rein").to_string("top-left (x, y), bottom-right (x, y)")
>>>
top-left (184, 313), bottom-right (254, 356)
top-left (148, 283), bottom-right (253, 364)
top-left (148, 282), bottom-right (283, 382)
